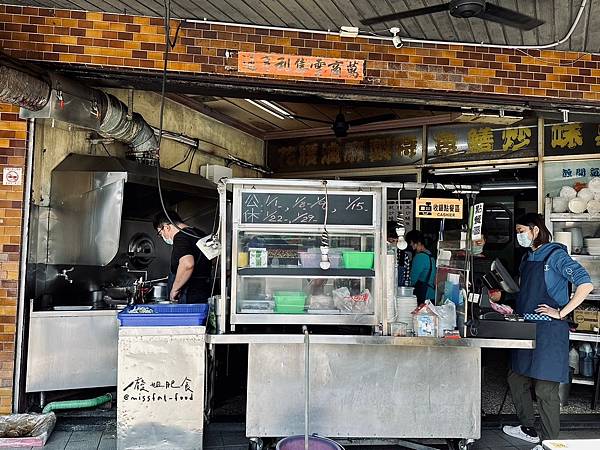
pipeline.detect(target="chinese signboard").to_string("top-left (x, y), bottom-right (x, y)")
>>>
top-left (472, 203), bottom-right (484, 241)
top-left (426, 123), bottom-right (538, 163)
top-left (239, 52), bottom-right (365, 80)
top-left (416, 198), bottom-right (464, 219)
top-left (543, 160), bottom-right (600, 198)
top-left (268, 128), bottom-right (422, 173)
top-left (544, 122), bottom-right (600, 157)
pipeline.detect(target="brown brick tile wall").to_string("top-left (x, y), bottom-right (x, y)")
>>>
top-left (0, 6), bottom-right (599, 102)
top-left (0, 104), bottom-right (26, 414)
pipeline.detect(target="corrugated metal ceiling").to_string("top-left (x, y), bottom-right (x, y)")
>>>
top-left (6, 0), bottom-right (597, 53)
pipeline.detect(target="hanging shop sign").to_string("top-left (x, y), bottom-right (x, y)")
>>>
top-left (268, 129), bottom-right (422, 173)
top-left (426, 123), bottom-right (537, 164)
top-left (238, 52), bottom-right (365, 81)
top-left (416, 198), bottom-right (464, 220)
top-left (472, 203), bottom-right (484, 241)
top-left (543, 122), bottom-right (600, 157)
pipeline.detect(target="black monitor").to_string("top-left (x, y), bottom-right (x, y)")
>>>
top-left (482, 258), bottom-right (520, 294)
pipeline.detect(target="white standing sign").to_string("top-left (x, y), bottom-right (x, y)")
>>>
top-left (472, 203), bottom-right (484, 241)
top-left (2, 167), bottom-right (22, 186)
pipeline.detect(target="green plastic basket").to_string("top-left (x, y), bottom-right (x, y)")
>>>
top-left (274, 291), bottom-right (306, 306)
top-left (274, 304), bottom-right (306, 314)
top-left (342, 251), bottom-right (374, 269)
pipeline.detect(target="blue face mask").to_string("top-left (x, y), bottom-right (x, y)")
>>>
top-left (162, 236), bottom-right (173, 246)
top-left (517, 232), bottom-right (533, 248)
top-left (471, 245), bottom-right (484, 255)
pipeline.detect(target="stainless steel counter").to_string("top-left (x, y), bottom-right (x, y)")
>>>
top-left (206, 333), bottom-right (535, 349)
top-left (27, 309), bottom-right (119, 392)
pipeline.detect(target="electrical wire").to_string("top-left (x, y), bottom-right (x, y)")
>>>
top-left (155, 0), bottom-right (201, 240)
top-left (100, 142), bottom-right (112, 158)
top-left (169, 145), bottom-right (194, 169)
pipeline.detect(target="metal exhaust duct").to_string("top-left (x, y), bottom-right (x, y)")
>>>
top-left (0, 61), bottom-right (158, 164)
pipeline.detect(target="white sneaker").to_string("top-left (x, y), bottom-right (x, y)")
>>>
top-left (502, 425), bottom-right (541, 443)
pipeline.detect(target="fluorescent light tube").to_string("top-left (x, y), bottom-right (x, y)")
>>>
top-left (257, 100), bottom-right (293, 117)
top-left (245, 99), bottom-right (286, 120)
top-left (480, 184), bottom-right (537, 191)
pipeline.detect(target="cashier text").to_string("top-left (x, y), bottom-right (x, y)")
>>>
top-left (121, 376), bottom-right (195, 403)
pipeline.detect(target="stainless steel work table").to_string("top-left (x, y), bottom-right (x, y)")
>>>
top-left (205, 334), bottom-right (534, 445)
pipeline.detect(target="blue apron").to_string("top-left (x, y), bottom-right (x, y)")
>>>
top-left (511, 248), bottom-right (570, 383)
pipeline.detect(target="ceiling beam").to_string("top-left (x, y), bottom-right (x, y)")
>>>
top-left (167, 94), bottom-right (266, 139)
top-left (263, 113), bottom-right (461, 141)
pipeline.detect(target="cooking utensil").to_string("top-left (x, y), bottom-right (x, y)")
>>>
top-left (567, 227), bottom-right (584, 254)
top-left (554, 232), bottom-right (572, 254)
top-left (568, 198), bottom-right (587, 214)
top-left (150, 282), bottom-right (168, 301)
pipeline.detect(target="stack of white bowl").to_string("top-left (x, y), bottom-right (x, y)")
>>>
top-left (394, 287), bottom-right (417, 332)
top-left (585, 238), bottom-right (600, 256)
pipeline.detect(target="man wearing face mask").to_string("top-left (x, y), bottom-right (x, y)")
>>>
top-left (153, 210), bottom-right (212, 304)
top-left (502, 213), bottom-right (593, 450)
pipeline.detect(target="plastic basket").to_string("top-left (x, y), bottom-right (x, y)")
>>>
top-left (299, 252), bottom-right (342, 268)
top-left (274, 304), bottom-right (306, 314)
top-left (118, 303), bottom-right (209, 327)
top-left (342, 251), bottom-right (374, 269)
top-left (274, 292), bottom-right (306, 306)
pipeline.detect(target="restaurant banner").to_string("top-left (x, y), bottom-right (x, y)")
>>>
top-left (239, 52), bottom-right (365, 81)
top-left (416, 198), bottom-right (464, 219)
top-left (543, 122), bottom-right (600, 157)
top-left (426, 123), bottom-right (538, 164)
top-left (268, 128), bottom-right (422, 173)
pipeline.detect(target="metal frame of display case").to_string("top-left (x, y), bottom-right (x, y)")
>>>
top-left (227, 181), bottom-right (382, 329)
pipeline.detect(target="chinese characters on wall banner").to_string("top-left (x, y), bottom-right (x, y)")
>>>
top-left (543, 122), bottom-right (600, 156)
top-left (267, 129), bottom-right (422, 172)
top-left (426, 123), bottom-right (538, 163)
top-left (238, 52), bottom-right (365, 80)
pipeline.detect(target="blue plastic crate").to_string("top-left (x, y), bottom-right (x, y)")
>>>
top-left (118, 303), bottom-right (209, 327)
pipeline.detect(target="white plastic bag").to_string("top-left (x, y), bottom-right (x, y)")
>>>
top-left (438, 300), bottom-right (456, 334)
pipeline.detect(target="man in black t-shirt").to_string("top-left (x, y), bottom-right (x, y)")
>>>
top-left (153, 210), bottom-right (212, 303)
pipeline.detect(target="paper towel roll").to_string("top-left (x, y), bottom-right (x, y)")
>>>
top-left (554, 231), bottom-right (572, 254)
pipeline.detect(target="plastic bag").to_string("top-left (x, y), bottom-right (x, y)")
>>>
top-left (438, 300), bottom-right (457, 334)
top-left (333, 287), bottom-right (372, 313)
top-left (0, 412), bottom-right (56, 445)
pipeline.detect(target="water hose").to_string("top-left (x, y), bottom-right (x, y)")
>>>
top-left (42, 393), bottom-right (112, 414)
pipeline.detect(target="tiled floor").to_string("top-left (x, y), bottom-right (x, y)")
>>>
top-left (3, 422), bottom-right (600, 449)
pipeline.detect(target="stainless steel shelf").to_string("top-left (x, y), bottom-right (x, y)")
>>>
top-left (550, 213), bottom-right (600, 222)
top-left (238, 268), bottom-right (375, 278)
top-left (572, 376), bottom-right (595, 386)
top-left (569, 331), bottom-right (600, 342)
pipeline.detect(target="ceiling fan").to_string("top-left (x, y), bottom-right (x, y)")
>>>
top-left (361, 0), bottom-right (545, 31)
top-left (292, 108), bottom-right (397, 138)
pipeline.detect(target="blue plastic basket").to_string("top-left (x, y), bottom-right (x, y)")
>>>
top-left (118, 303), bottom-right (209, 327)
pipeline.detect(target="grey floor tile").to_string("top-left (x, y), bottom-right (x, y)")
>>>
top-left (204, 432), bottom-right (224, 448)
top-left (97, 432), bottom-right (117, 450)
top-left (43, 430), bottom-right (73, 450)
top-left (65, 430), bottom-right (103, 450)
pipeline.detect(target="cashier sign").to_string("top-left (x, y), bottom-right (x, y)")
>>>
top-left (416, 198), bottom-right (464, 219)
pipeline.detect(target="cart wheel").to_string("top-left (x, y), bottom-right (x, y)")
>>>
top-left (248, 437), bottom-right (263, 450)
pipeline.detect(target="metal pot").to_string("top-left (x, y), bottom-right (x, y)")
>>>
top-left (150, 282), bottom-right (168, 301)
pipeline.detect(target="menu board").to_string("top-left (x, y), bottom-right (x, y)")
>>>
top-left (241, 192), bottom-right (374, 226)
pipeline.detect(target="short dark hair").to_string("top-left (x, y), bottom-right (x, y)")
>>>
top-left (153, 210), bottom-right (183, 230)
top-left (516, 213), bottom-right (551, 247)
top-left (405, 230), bottom-right (425, 246)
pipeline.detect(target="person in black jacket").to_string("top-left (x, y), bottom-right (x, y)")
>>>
top-left (153, 210), bottom-right (212, 303)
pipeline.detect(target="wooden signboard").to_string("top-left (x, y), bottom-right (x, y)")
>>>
top-left (238, 52), bottom-right (365, 80)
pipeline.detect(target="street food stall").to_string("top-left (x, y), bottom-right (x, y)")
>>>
top-left (208, 177), bottom-right (536, 450)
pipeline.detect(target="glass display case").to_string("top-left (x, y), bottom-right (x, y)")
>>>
top-left (228, 183), bottom-right (382, 327)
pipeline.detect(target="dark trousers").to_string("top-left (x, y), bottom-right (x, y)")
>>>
top-left (507, 369), bottom-right (561, 440)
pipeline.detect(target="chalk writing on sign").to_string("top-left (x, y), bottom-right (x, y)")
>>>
top-left (122, 376), bottom-right (195, 403)
top-left (241, 192), bottom-right (374, 226)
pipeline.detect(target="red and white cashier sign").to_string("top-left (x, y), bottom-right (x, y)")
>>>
top-left (2, 167), bottom-right (23, 186)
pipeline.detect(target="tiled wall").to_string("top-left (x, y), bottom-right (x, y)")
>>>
top-left (0, 104), bottom-right (26, 413)
top-left (1, 5), bottom-right (600, 101)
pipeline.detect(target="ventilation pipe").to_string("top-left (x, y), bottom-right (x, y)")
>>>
top-left (0, 61), bottom-right (158, 164)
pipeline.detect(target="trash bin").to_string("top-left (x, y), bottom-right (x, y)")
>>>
top-left (117, 318), bottom-right (206, 450)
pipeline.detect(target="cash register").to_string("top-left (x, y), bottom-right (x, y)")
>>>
top-left (466, 258), bottom-right (537, 340)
